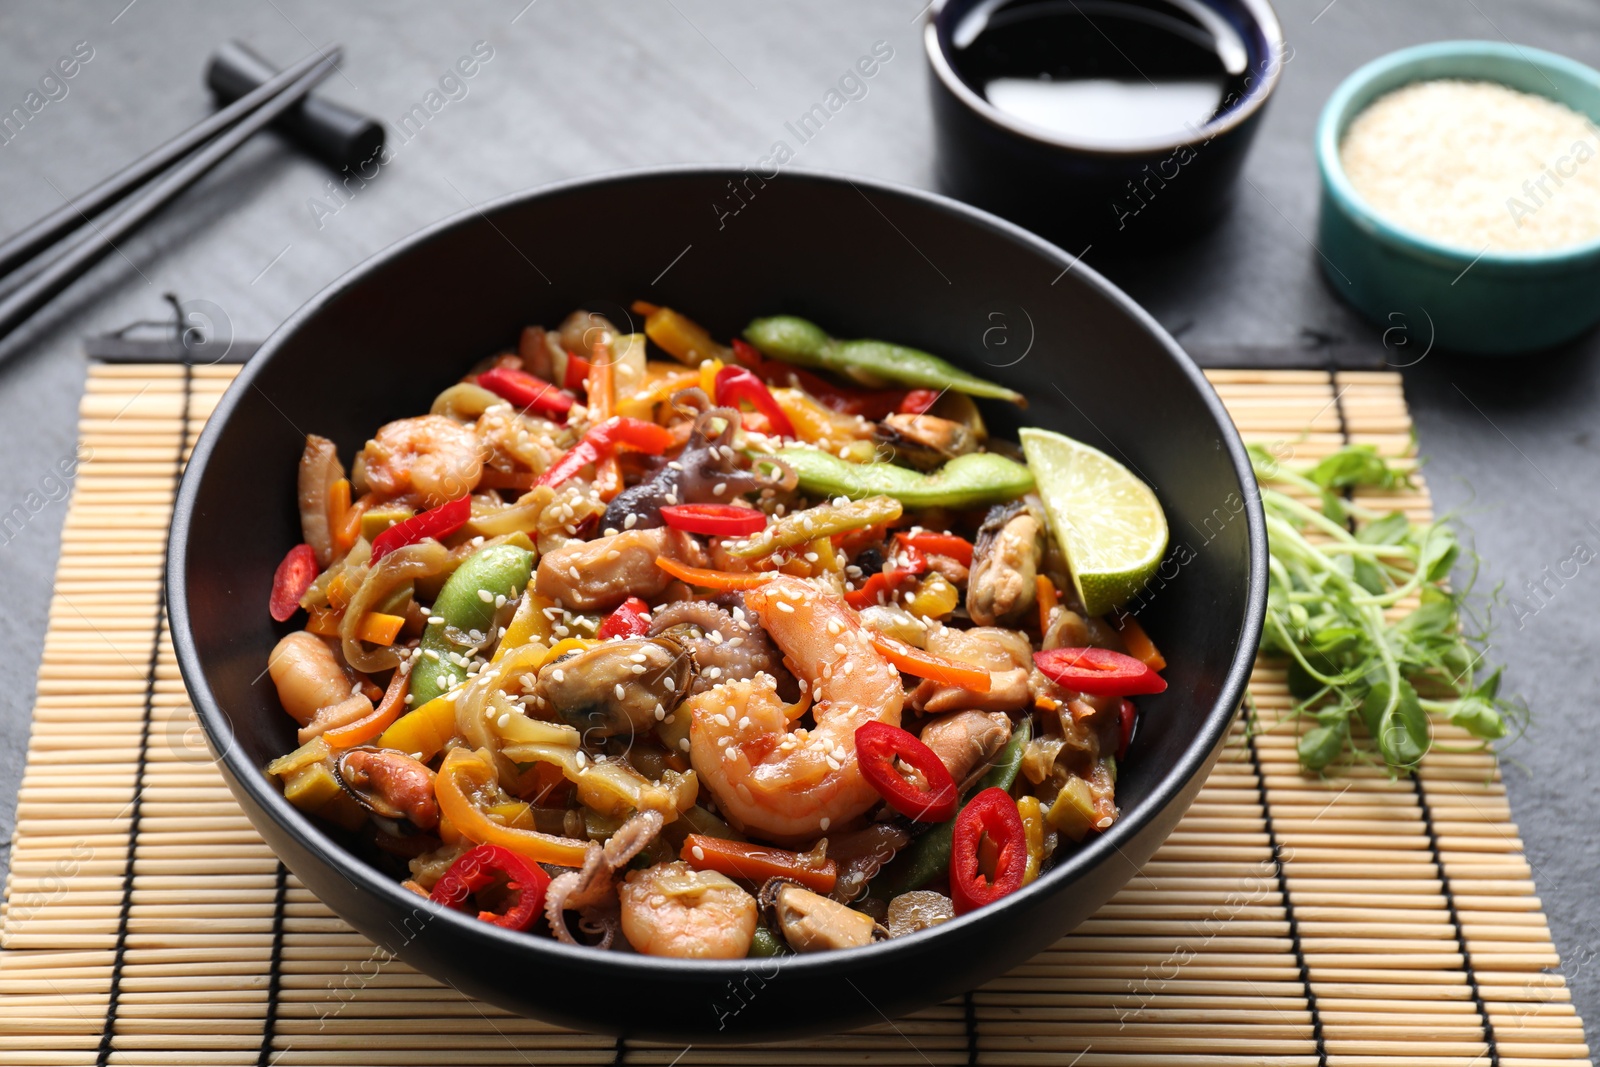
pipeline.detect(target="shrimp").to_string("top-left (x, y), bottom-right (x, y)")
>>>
top-left (268, 632), bottom-right (354, 726)
top-left (358, 414), bottom-right (485, 505)
top-left (618, 861), bottom-right (757, 959)
top-left (688, 575), bottom-right (902, 842)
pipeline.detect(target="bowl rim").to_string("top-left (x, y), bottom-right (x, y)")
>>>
top-left (168, 163), bottom-right (1267, 982)
top-left (1316, 39), bottom-right (1600, 269)
top-left (922, 0), bottom-right (1287, 157)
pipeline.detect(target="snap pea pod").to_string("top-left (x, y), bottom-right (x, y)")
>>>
top-left (767, 446), bottom-right (1034, 510)
top-left (410, 543), bottom-right (535, 706)
top-left (727, 495), bottom-right (902, 559)
top-left (871, 716), bottom-right (1032, 899)
top-left (742, 315), bottom-right (1025, 405)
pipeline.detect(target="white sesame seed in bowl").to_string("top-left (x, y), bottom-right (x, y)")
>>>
top-left (1317, 40), bottom-right (1600, 355)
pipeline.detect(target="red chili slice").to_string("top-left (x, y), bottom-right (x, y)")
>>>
top-left (1116, 698), bottom-right (1137, 761)
top-left (949, 787), bottom-right (1028, 915)
top-left (536, 415), bottom-right (676, 489)
top-left (597, 596), bottom-right (652, 640)
top-left (660, 503), bottom-right (768, 537)
top-left (714, 365), bottom-right (796, 438)
top-left (269, 543), bottom-right (319, 622)
top-left (429, 843), bottom-right (550, 931)
top-left (898, 389), bottom-right (940, 415)
top-left (476, 367), bottom-right (573, 423)
top-left (856, 721), bottom-right (959, 822)
top-left (370, 494), bottom-right (471, 563)
top-left (1032, 647), bottom-right (1168, 697)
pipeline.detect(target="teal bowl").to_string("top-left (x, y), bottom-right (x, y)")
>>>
top-left (1316, 41), bottom-right (1600, 356)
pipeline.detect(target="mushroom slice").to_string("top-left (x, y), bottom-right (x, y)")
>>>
top-left (759, 877), bottom-right (887, 953)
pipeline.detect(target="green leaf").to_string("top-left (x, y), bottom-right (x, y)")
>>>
top-left (1362, 678), bottom-right (1429, 768)
top-left (1298, 717), bottom-right (1349, 771)
top-left (1356, 511), bottom-right (1410, 546)
top-left (1307, 445), bottom-right (1406, 491)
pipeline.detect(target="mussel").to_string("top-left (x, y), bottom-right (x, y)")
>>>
top-left (532, 636), bottom-right (694, 736)
top-left (759, 877), bottom-right (887, 953)
top-left (333, 747), bottom-right (440, 832)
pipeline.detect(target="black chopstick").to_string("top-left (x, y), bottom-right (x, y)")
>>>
top-left (0, 49), bottom-right (337, 283)
top-left (0, 47), bottom-right (343, 348)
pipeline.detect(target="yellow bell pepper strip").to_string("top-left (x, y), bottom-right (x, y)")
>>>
top-left (766, 447), bottom-right (1035, 509)
top-left (743, 315), bottom-right (1025, 405)
top-left (638, 303), bottom-right (732, 366)
top-left (725, 496), bottom-right (901, 559)
top-left (435, 748), bottom-right (592, 867)
top-left (410, 543), bottom-right (535, 706)
top-left (1016, 795), bottom-right (1045, 885)
top-left (490, 592), bottom-right (554, 664)
top-left (377, 693), bottom-right (457, 761)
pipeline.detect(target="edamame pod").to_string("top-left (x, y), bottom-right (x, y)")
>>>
top-left (768, 447), bottom-right (1035, 509)
top-left (743, 315), bottom-right (1025, 405)
top-left (410, 543), bottom-right (535, 706)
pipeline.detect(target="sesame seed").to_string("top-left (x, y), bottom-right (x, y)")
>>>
top-left (776, 601), bottom-right (795, 613)
top-left (679, 738), bottom-right (691, 751)
top-left (654, 704), bottom-right (665, 720)
top-left (497, 713), bottom-right (511, 729)
top-left (664, 676), bottom-right (676, 692)
top-left (552, 668), bottom-right (565, 682)
top-left (713, 482), bottom-right (726, 496)
top-left (820, 817), bottom-right (831, 831)
top-left (630, 664), bottom-right (646, 674)
top-left (625, 513), bottom-right (638, 529)
top-left (614, 683), bottom-right (626, 700)
top-left (692, 845), bottom-right (705, 861)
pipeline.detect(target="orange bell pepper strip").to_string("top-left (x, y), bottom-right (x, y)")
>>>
top-left (435, 749), bottom-right (592, 868)
top-left (868, 632), bottom-right (992, 693)
top-left (355, 612), bottom-right (405, 647)
top-left (680, 834), bottom-right (837, 894)
top-left (655, 557), bottom-right (776, 591)
top-left (323, 668), bottom-right (410, 749)
top-left (1115, 613), bottom-right (1166, 671)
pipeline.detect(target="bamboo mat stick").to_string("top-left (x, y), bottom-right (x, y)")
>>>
top-left (0, 366), bottom-right (1588, 1067)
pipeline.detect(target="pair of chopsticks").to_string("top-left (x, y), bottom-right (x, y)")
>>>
top-left (0, 46), bottom-right (344, 348)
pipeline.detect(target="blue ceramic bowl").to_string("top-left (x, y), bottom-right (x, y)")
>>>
top-left (1316, 41), bottom-right (1600, 356)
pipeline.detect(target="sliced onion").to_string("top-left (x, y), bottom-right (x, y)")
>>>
top-left (298, 435), bottom-right (344, 567)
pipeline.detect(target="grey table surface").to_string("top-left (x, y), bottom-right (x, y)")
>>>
top-left (1, 0), bottom-right (1596, 1047)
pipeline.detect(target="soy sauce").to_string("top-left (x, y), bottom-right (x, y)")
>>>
top-left (949, 0), bottom-right (1251, 145)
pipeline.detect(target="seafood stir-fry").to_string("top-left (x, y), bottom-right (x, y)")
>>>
top-left (264, 303), bottom-right (1171, 958)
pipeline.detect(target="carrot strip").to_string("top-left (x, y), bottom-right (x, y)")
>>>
top-left (655, 557), bottom-right (776, 590)
top-left (355, 612), bottom-right (405, 647)
top-left (1037, 575), bottom-right (1058, 635)
top-left (323, 669), bottom-right (410, 748)
top-left (326, 573), bottom-right (350, 612)
top-left (1116, 613), bottom-right (1166, 671)
top-left (631, 299), bottom-right (662, 316)
top-left (868, 632), bottom-right (993, 693)
top-left (680, 834), bottom-right (837, 894)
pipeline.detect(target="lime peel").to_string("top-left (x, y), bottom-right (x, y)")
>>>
top-left (1019, 428), bottom-right (1169, 618)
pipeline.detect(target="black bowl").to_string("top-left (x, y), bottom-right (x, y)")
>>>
top-left (169, 166), bottom-right (1265, 1043)
top-left (924, 0), bottom-right (1286, 250)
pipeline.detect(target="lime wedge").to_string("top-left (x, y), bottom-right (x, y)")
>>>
top-left (1019, 427), bottom-right (1169, 618)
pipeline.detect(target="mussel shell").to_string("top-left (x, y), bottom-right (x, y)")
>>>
top-left (537, 636), bottom-right (693, 737)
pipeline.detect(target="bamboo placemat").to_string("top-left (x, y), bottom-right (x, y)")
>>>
top-left (0, 364), bottom-right (1589, 1066)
